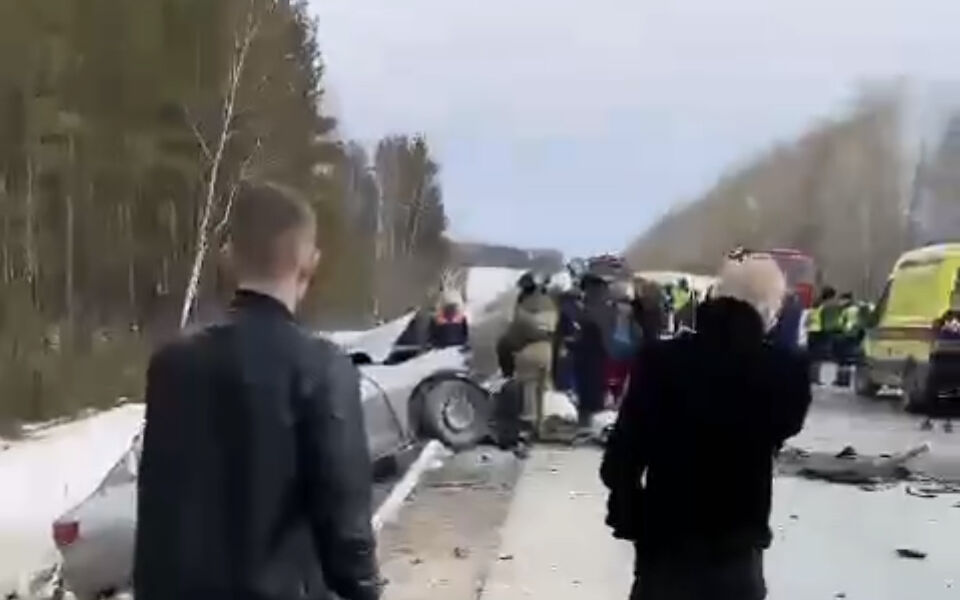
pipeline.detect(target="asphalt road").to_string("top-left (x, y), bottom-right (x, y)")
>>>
top-left (475, 385), bottom-right (960, 599)
top-left (796, 384), bottom-right (960, 481)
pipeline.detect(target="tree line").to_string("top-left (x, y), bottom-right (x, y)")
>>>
top-left (0, 0), bottom-right (449, 428)
top-left (627, 87), bottom-right (938, 300)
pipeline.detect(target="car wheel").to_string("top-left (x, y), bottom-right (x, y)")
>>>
top-left (854, 366), bottom-right (879, 398)
top-left (419, 377), bottom-right (491, 450)
top-left (902, 364), bottom-right (931, 413)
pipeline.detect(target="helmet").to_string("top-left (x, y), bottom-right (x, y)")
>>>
top-left (518, 271), bottom-right (548, 294)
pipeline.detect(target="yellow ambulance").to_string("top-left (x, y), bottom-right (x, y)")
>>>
top-left (858, 243), bottom-right (960, 411)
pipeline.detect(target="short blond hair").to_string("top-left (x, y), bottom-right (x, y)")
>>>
top-left (230, 182), bottom-right (316, 278)
top-left (714, 255), bottom-right (786, 330)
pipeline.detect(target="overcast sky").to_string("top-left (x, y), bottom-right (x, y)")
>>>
top-left (308, 0), bottom-right (960, 256)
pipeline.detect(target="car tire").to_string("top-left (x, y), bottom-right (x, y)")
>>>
top-left (418, 377), bottom-right (491, 450)
top-left (854, 366), bottom-right (879, 398)
top-left (902, 364), bottom-right (931, 414)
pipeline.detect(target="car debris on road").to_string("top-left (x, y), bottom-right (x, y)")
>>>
top-left (896, 548), bottom-right (928, 560)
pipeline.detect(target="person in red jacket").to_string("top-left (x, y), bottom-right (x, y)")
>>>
top-left (429, 291), bottom-right (469, 348)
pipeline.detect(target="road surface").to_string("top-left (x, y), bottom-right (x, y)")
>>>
top-left (473, 386), bottom-right (960, 599)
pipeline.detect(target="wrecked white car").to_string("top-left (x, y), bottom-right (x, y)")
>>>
top-left (51, 313), bottom-right (491, 600)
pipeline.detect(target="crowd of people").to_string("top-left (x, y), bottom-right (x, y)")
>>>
top-left (492, 258), bottom-right (710, 446)
top-left (132, 182), bottom-right (814, 600)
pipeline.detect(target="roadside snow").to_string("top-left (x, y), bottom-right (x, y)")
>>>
top-left (465, 267), bottom-right (525, 320)
top-left (0, 404), bottom-right (144, 594)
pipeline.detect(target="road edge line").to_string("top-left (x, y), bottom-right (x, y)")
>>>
top-left (372, 440), bottom-right (448, 534)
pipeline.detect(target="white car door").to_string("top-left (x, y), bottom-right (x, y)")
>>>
top-left (359, 372), bottom-right (406, 460)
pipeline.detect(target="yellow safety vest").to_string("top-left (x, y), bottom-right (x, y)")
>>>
top-left (806, 306), bottom-right (822, 333)
top-left (673, 288), bottom-right (692, 311)
top-left (841, 304), bottom-right (860, 333)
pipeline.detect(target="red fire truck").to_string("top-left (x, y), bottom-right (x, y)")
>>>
top-left (765, 248), bottom-right (817, 308)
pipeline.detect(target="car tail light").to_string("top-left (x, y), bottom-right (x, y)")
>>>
top-left (53, 521), bottom-right (79, 548)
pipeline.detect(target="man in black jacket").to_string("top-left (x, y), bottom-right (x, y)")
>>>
top-left (135, 183), bottom-right (381, 600)
top-left (601, 255), bottom-right (811, 600)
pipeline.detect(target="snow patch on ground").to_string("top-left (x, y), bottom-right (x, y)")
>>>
top-left (0, 404), bottom-right (144, 593)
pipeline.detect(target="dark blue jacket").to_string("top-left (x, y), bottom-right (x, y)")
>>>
top-left (769, 293), bottom-right (803, 352)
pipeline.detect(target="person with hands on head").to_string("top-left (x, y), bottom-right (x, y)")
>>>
top-left (602, 253), bottom-right (812, 600)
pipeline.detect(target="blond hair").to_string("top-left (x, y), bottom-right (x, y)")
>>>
top-left (714, 255), bottom-right (786, 331)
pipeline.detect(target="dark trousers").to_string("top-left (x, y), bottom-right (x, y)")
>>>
top-left (574, 362), bottom-right (605, 426)
top-left (630, 548), bottom-right (766, 600)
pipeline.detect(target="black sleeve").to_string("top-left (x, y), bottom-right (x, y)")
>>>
top-left (771, 351), bottom-right (813, 444)
top-left (298, 347), bottom-right (381, 600)
top-left (135, 344), bottom-right (188, 596)
top-left (496, 333), bottom-right (516, 377)
top-left (601, 348), bottom-right (656, 490)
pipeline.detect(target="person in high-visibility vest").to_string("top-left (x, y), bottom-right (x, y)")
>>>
top-left (806, 299), bottom-right (823, 354)
top-left (806, 288), bottom-right (834, 383)
top-left (834, 293), bottom-right (862, 386)
top-left (673, 278), bottom-right (694, 331)
top-left (840, 300), bottom-right (862, 336)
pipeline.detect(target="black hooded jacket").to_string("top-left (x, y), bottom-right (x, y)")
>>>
top-left (601, 298), bottom-right (811, 559)
top-left (135, 291), bottom-right (381, 600)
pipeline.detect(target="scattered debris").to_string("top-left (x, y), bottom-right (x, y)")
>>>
top-left (859, 481), bottom-right (898, 492)
top-left (835, 445), bottom-right (858, 459)
top-left (921, 418), bottom-right (934, 431)
top-left (945, 420), bottom-right (954, 434)
top-left (793, 443), bottom-right (932, 486)
top-left (896, 548), bottom-right (927, 560)
top-left (410, 556), bottom-right (424, 566)
top-left (779, 445), bottom-right (810, 461)
top-left (834, 593), bottom-right (847, 599)
top-left (453, 546), bottom-right (470, 559)
top-left (907, 479), bottom-right (960, 496)
top-left (906, 486), bottom-right (938, 499)
top-left (789, 514), bottom-right (799, 520)
top-left (498, 553), bottom-right (514, 561)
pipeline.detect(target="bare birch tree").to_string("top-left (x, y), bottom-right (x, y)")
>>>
top-left (179, 0), bottom-right (270, 329)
